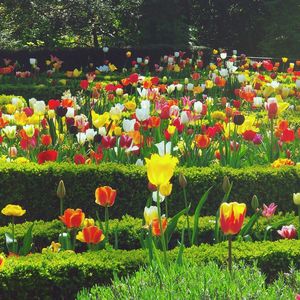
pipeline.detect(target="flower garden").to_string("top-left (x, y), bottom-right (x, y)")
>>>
top-left (0, 48), bottom-right (300, 299)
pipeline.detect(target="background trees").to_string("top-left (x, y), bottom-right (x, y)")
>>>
top-left (0, 0), bottom-right (299, 57)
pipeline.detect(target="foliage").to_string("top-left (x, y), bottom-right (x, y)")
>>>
top-left (0, 213), bottom-right (298, 252)
top-left (76, 261), bottom-right (298, 300)
top-left (0, 162), bottom-right (299, 223)
top-left (1, 240), bottom-right (300, 299)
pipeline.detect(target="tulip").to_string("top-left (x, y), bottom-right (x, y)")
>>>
top-left (220, 202), bottom-right (246, 235)
top-left (159, 182), bottom-right (172, 197)
top-left (151, 217), bottom-right (167, 236)
top-left (144, 206), bottom-right (158, 227)
top-left (77, 225), bottom-right (105, 245)
top-left (95, 186), bottom-right (116, 207)
top-left (1, 204), bottom-right (26, 217)
top-left (59, 208), bottom-right (85, 229)
top-left (3, 125), bottom-right (16, 139)
top-left (220, 202), bottom-right (246, 273)
top-left (277, 225), bottom-right (297, 239)
top-left (33, 101), bottom-right (46, 115)
top-left (145, 154), bottom-right (178, 187)
top-left (262, 203), bottom-right (277, 218)
top-left (57, 180), bottom-right (66, 215)
top-left (37, 150), bottom-right (58, 164)
top-left (294, 193), bottom-right (300, 205)
top-left (0, 254), bottom-right (5, 269)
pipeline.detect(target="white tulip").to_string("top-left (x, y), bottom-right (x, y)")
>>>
top-left (33, 101), bottom-right (46, 115)
top-left (85, 129), bottom-right (97, 141)
top-left (155, 141), bottom-right (171, 156)
top-left (194, 101), bottom-right (203, 114)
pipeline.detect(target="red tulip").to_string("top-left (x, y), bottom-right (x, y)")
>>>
top-left (82, 225), bottom-right (105, 244)
top-left (37, 150), bottom-right (58, 164)
top-left (59, 208), bottom-right (85, 229)
top-left (95, 186), bottom-right (117, 207)
top-left (220, 202), bottom-right (246, 235)
top-left (277, 225), bottom-right (297, 239)
top-left (152, 217), bottom-right (167, 236)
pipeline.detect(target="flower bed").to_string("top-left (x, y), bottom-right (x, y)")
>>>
top-left (0, 240), bottom-right (300, 299)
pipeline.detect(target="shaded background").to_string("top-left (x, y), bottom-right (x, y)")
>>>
top-left (0, 0), bottom-right (299, 59)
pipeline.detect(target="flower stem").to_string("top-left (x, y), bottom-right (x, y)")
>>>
top-left (156, 189), bottom-right (168, 266)
top-left (105, 206), bottom-right (109, 235)
top-left (183, 187), bottom-right (191, 244)
top-left (228, 235), bottom-right (232, 273)
top-left (12, 216), bottom-right (16, 254)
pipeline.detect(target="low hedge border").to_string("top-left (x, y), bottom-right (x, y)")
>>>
top-left (1, 240), bottom-right (300, 299)
top-left (0, 214), bottom-right (297, 252)
top-left (0, 162), bottom-right (299, 223)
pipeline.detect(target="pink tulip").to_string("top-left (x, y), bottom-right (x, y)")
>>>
top-left (262, 203), bottom-right (277, 218)
top-left (296, 294), bottom-right (300, 300)
top-left (277, 225), bottom-right (297, 239)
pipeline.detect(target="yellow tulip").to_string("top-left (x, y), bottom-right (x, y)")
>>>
top-left (83, 218), bottom-right (95, 227)
top-left (282, 57), bottom-right (288, 63)
top-left (91, 111), bottom-right (110, 128)
top-left (159, 182), bottom-right (173, 196)
top-left (73, 69), bottom-right (82, 78)
top-left (293, 193), bottom-right (300, 205)
top-left (145, 154), bottom-right (178, 186)
top-left (124, 101), bottom-right (136, 111)
top-left (1, 204), bottom-right (26, 217)
top-left (205, 80), bottom-right (214, 89)
top-left (114, 126), bottom-right (122, 136)
top-left (109, 63), bottom-right (117, 72)
top-left (6, 104), bottom-right (16, 114)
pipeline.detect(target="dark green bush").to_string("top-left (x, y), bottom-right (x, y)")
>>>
top-left (0, 84), bottom-right (77, 101)
top-left (1, 240), bottom-right (300, 299)
top-left (0, 162), bottom-right (299, 223)
top-left (0, 214), bottom-right (297, 252)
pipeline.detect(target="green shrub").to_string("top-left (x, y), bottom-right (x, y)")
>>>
top-left (0, 162), bottom-right (299, 223)
top-left (1, 240), bottom-right (300, 299)
top-left (76, 261), bottom-right (298, 300)
top-left (0, 84), bottom-right (77, 101)
top-left (0, 213), bottom-right (297, 252)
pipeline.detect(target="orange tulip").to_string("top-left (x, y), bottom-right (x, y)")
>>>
top-left (82, 226), bottom-right (105, 244)
top-left (152, 217), bottom-right (167, 236)
top-left (59, 208), bottom-right (85, 229)
top-left (195, 134), bottom-right (210, 149)
top-left (220, 202), bottom-right (246, 235)
top-left (95, 186), bottom-right (117, 207)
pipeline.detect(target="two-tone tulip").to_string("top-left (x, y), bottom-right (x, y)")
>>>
top-left (95, 186), bottom-right (117, 207)
top-left (77, 225), bottom-right (105, 244)
top-left (219, 202), bottom-right (246, 235)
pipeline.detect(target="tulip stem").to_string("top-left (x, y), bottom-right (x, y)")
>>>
top-left (156, 189), bottom-right (168, 266)
top-left (60, 197), bottom-right (63, 217)
top-left (270, 118), bottom-right (274, 162)
top-left (183, 187), bottom-right (191, 244)
top-left (11, 216), bottom-right (16, 254)
top-left (105, 206), bottom-right (109, 235)
top-left (228, 235), bottom-right (232, 273)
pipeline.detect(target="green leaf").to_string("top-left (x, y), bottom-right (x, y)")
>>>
top-left (19, 223), bottom-right (34, 256)
top-left (59, 232), bottom-right (71, 250)
top-left (165, 206), bottom-right (190, 245)
top-left (5, 232), bottom-right (18, 254)
top-left (176, 227), bottom-right (185, 266)
top-left (239, 211), bottom-right (261, 237)
top-left (192, 186), bottom-right (213, 245)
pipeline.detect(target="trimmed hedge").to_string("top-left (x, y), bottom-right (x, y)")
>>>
top-left (0, 162), bottom-right (299, 223)
top-left (0, 84), bottom-right (77, 101)
top-left (1, 240), bottom-right (300, 299)
top-left (0, 214), bottom-right (297, 252)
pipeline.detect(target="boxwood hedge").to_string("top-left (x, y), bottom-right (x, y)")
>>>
top-left (0, 214), bottom-right (297, 252)
top-left (0, 162), bottom-right (299, 223)
top-left (0, 240), bottom-right (300, 299)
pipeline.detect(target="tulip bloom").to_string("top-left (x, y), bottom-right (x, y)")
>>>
top-left (294, 193), bottom-right (300, 205)
top-left (159, 182), bottom-right (172, 196)
top-left (37, 150), bottom-right (58, 164)
top-left (277, 225), bottom-right (297, 239)
top-left (1, 204), bottom-right (26, 217)
top-left (262, 203), bottom-right (277, 218)
top-left (152, 217), bottom-right (167, 236)
top-left (59, 208), bottom-right (85, 229)
top-left (0, 255), bottom-right (5, 269)
top-left (95, 186), bottom-right (117, 207)
top-left (144, 206), bottom-right (158, 227)
top-left (145, 154), bottom-right (178, 187)
top-left (220, 202), bottom-right (246, 235)
top-left (77, 226), bottom-right (105, 244)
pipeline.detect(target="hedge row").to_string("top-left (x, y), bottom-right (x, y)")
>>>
top-left (0, 84), bottom-right (77, 101)
top-left (0, 213), bottom-right (297, 253)
top-left (1, 240), bottom-right (300, 299)
top-left (0, 162), bottom-right (299, 223)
